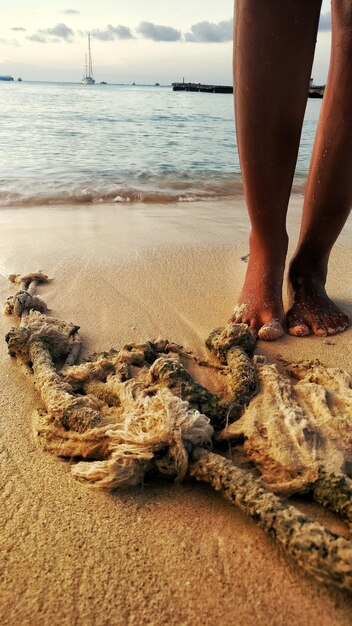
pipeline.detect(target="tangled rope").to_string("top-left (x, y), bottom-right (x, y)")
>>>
top-left (3, 272), bottom-right (352, 593)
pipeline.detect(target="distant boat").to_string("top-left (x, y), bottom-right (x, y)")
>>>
top-left (155, 82), bottom-right (160, 87)
top-left (17, 77), bottom-right (22, 82)
top-left (82, 33), bottom-right (95, 85)
top-left (0, 75), bottom-right (14, 82)
top-left (100, 81), bottom-right (107, 85)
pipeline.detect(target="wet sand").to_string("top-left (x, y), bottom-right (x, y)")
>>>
top-left (0, 198), bottom-right (351, 625)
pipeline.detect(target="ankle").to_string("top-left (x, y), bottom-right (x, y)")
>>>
top-left (248, 230), bottom-right (288, 266)
top-left (289, 255), bottom-right (328, 290)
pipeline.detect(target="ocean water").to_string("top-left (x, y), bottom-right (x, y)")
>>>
top-left (0, 81), bottom-right (321, 207)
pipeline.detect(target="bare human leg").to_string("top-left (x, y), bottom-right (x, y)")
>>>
top-left (287, 1), bottom-right (352, 337)
top-left (230, 0), bottom-right (322, 340)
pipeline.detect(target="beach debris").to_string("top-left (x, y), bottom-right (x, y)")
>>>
top-left (3, 274), bottom-right (352, 592)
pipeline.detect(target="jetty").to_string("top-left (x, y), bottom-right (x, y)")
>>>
top-left (308, 77), bottom-right (325, 99)
top-left (308, 84), bottom-right (325, 98)
top-left (173, 78), bottom-right (325, 98)
top-left (172, 81), bottom-right (233, 94)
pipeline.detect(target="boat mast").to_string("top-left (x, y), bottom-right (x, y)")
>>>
top-left (88, 33), bottom-right (93, 78)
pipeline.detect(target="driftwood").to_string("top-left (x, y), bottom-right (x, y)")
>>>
top-left (3, 273), bottom-right (352, 592)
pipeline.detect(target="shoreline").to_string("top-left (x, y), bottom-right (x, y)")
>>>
top-left (0, 172), bottom-right (311, 210)
top-left (1, 198), bottom-right (351, 625)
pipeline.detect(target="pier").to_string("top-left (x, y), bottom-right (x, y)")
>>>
top-left (308, 77), bottom-right (325, 99)
top-left (173, 79), bottom-right (325, 98)
top-left (172, 82), bottom-right (233, 94)
top-left (308, 85), bottom-right (325, 98)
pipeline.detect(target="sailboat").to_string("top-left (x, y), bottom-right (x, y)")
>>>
top-left (82, 33), bottom-right (95, 85)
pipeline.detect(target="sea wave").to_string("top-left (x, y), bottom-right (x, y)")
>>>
top-left (0, 188), bottom-right (235, 207)
top-left (0, 175), bottom-right (307, 208)
top-left (0, 180), bottom-right (241, 207)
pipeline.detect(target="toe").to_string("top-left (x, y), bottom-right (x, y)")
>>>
top-left (248, 318), bottom-right (262, 338)
top-left (340, 312), bottom-right (350, 327)
top-left (310, 314), bottom-right (328, 337)
top-left (228, 305), bottom-right (262, 337)
top-left (286, 309), bottom-right (310, 337)
top-left (323, 311), bottom-right (349, 335)
top-left (288, 323), bottom-right (310, 337)
top-left (258, 320), bottom-right (284, 341)
top-left (229, 304), bottom-right (248, 324)
top-left (324, 315), bottom-right (337, 335)
top-left (326, 313), bottom-right (343, 335)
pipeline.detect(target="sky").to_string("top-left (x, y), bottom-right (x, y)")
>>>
top-left (0, 0), bottom-right (332, 84)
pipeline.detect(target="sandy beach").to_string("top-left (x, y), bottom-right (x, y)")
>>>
top-left (1, 196), bottom-right (351, 626)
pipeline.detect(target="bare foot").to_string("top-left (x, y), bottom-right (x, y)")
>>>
top-left (287, 263), bottom-right (350, 337)
top-left (229, 256), bottom-right (285, 341)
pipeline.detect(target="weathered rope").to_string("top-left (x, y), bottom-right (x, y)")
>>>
top-left (190, 450), bottom-right (352, 592)
top-left (218, 361), bottom-right (352, 529)
top-left (3, 273), bottom-right (352, 593)
top-left (4, 272), bottom-right (50, 323)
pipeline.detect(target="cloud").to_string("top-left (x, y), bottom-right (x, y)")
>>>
top-left (137, 21), bottom-right (181, 42)
top-left (43, 23), bottom-right (74, 41)
top-left (27, 23), bottom-right (74, 43)
top-left (61, 9), bottom-right (80, 14)
top-left (91, 25), bottom-right (134, 41)
top-left (185, 18), bottom-right (233, 43)
top-left (0, 37), bottom-right (20, 46)
top-left (27, 34), bottom-right (55, 43)
top-left (11, 27), bottom-right (26, 32)
top-left (318, 11), bottom-right (331, 32)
